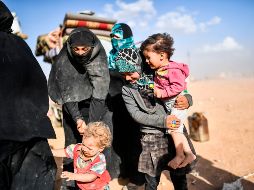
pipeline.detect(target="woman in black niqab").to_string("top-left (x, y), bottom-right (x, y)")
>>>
top-left (0, 1), bottom-right (56, 190)
top-left (48, 27), bottom-right (118, 187)
top-left (48, 27), bottom-right (110, 145)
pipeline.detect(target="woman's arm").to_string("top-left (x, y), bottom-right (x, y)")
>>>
top-left (64, 102), bottom-right (83, 121)
top-left (122, 86), bottom-right (166, 128)
top-left (64, 102), bottom-right (86, 134)
top-left (85, 55), bottom-right (110, 101)
top-left (85, 55), bottom-right (110, 121)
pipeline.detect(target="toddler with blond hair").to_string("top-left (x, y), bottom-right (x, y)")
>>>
top-left (52, 121), bottom-right (112, 190)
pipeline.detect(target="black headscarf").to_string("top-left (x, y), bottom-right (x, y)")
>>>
top-left (67, 29), bottom-right (95, 65)
top-left (48, 27), bottom-right (110, 105)
top-left (0, 1), bottom-right (56, 141)
top-left (0, 1), bottom-right (13, 32)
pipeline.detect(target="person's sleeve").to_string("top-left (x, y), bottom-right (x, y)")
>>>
top-left (159, 69), bottom-right (187, 98)
top-left (109, 70), bottom-right (123, 79)
top-left (64, 144), bottom-right (76, 159)
top-left (85, 54), bottom-right (110, 121)
top-left (44, 47), bottom-right (60, 63)
top-left (64, 102), bottom-right (84, 122)
top-left (88, 98), bottom-right (106, 122)
top-left (89, 154), bottom-right (107, 177)
top-left (184, 93), bottom-right (193, 107)
top-left (85, 54), bottom-right (110, 100)
top-left (122, 86), bottom-right (166, 129)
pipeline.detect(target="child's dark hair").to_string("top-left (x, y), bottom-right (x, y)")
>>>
top-left (140, 33), bottom-right (175, 59)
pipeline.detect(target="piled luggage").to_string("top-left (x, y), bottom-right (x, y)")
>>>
top-left (35, 11), bottom-right (117, 64)
top-left (63, 11), bottom-right (115, 39)
top-left (11, 12), bottom-right (28, 39)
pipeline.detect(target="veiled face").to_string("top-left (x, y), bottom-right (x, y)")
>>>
top-left (72, 46), bottom-right (92, 56)
top-left (70, 44), bottom-right (93, 65)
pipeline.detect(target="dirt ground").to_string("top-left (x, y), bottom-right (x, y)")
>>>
top-left (48, 77), bottom-right (254, 190)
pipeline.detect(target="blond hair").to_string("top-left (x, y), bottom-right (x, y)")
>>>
top-left (83, 122), bottom-right (112, 148)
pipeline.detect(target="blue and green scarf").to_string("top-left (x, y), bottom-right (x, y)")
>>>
top-left (108, 23), bottom-right (136, 70)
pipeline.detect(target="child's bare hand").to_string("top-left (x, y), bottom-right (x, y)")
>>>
top-left (154, 88), bottom-right (162, 98)
top-left (174, 95), bottom-right (189, 110)
top-left (61, 171), bottom-right (75, 181)
top-left (166, 115), bottom-right (180, 130)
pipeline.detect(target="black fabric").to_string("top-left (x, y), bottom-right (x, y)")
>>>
top-left (107, 92), bottom-right (144, 181)
top-left (48, 27), bottom-right (110, 105)
top-left (62, 101), bottom-right (89, 147)
top-left (0, 1), bottom-right (13, 32)
top-left (88, 98), bottom-right (107, 122)
top-left (0, 3), bottom-right (56, 189)
top-left (63, 99), bottom-right (120, 179)
top-left (71, 48), bottom-right (93, 65)
top-left (120, 23), bottom-right (133, 39)
top-left (48, 27), bottom-right (112, 179)
top-left (0, 2), bottom-right (55, 141)
top-left (49, 27), bottom-right (116, 182)
top-left (170, 173), bottom-right (188, 190)
top-left (0, 138), bottom-right (56, 190)
top-left (64, 101), bottom-right (84, 122)
top-left (69, 31), bottom-right (95, 66)
top-left (69, 29), bottom-right (95, 47)
top-left (108, 70), bottom-right (125, 97)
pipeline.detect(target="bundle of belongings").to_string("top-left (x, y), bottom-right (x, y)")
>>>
top-left (35, 27), bottom-right (62, 63)
top-left (35, 11), bottom-right (117, 64)
top-left (11, 12), bottom-right (28, 39)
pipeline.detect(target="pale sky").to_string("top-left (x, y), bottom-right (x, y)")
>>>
top-left (3, 0), bottom-right (254, 79)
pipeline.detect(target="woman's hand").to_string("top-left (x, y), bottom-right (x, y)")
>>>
top-left (166, 115), bottom-right (180, 130)
top-left (174, 95), bottom-right (189, 110)
top-left (76, 119), bottom-right (87, 135)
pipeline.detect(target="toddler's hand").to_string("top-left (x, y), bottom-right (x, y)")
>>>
top-left (61, 171), bottom-right (75, 181)
top-left (174, 95), bottom-right (189, 110)
top-left (154, 88), bottom-right (162, 98)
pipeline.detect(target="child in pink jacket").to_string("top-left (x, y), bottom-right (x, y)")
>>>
top-left (141, 33), bottom-right (196, 169)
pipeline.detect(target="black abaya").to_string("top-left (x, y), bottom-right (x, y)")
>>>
top-left (0, 2), bottom-right (57, 189)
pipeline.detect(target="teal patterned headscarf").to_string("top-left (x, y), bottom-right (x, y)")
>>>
top-left (115, 48), bottom-right (154, 90)
top-left (115, 48), bottom-right (141, 73)
top-left (108, 23), bottom-right (136, 70)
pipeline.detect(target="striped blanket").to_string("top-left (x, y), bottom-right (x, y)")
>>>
top-left (64, 19), bottom-right (114, 31)
top-left (64, 13), bottom-right (117, 24)
top-left (64, 28), bottom-right (111, 37)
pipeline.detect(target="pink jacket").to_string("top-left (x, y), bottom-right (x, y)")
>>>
top-left (154, 61), bottom-right (189, 99)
